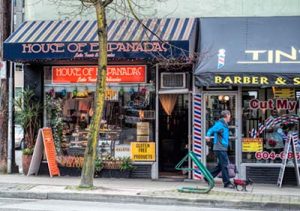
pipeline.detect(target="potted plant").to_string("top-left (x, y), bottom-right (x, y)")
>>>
top-left (119, 157), bottom-right (135, 178)
top-left (15, 88), bottom-right (42, 175)
top-left (100, 157), bottom-right (121, 178)
top-left (94, 157), bottom-right (104, 178)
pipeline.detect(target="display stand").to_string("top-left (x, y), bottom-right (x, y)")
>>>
top-left (277, 133), bottom-right (300, 188)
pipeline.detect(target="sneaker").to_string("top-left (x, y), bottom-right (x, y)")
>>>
top-left (224, 182), bottom-right (235, 189)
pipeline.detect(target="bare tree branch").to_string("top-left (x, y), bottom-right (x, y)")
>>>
top-left (103, 0), bottom-right (113, 7)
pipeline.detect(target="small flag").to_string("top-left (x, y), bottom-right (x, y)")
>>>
top-left (265, 116), bottom-right (274, 129)
top-left (290, 114), bottom-right (299, 124)
top-left (292, 132), bottom-right (298, 146)
top-left (249, 128), bottom-right (257, 138)
top-left (272, 116), bottom-right (282, 127)
top-left (281, 114), bottom-right (290, 125)
top-left (258, 123), bottom-right (265, 135)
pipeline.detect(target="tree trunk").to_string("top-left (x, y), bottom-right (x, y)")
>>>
top-left (80, 2), bottom-right (108, 188)
top-left (0, 80), bottom-right (8, 173)
top-left (0, 0), bottom-right (11, 173)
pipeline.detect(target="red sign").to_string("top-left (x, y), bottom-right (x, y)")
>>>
top-left (52, 65), bottom-right (146, 84)
top-left (41, 128), bottom-right (60, 177)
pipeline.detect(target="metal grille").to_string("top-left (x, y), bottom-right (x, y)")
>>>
top-left (161, 73), bottom-right (185, 88)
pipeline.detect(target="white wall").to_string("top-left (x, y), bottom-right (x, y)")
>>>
top-left (24, 0), bottom-right (300, 21)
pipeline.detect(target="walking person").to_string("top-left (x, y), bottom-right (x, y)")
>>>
top-left (205, 110), bottom-right (234, 188)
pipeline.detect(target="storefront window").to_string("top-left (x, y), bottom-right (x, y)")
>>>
top-left (44, 66), bottom-right (155, 164)
top-left (242, 88), bottom-right (300, 164)
top-left (205, 94), bottom-right (237, 168)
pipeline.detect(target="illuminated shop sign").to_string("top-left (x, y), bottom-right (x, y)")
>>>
top-left (52, 65), bottom-right (146, 84)
top-left (249, 99), bottom-right (297, 111)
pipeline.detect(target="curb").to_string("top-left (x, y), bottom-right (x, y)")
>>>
top-left (0, 191), bottom-right (299, 210)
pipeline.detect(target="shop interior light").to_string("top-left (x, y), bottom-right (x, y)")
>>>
top-left (218, 95), bottom-right (224, 101)
top-left (224, 96), bottom-right (230, 101)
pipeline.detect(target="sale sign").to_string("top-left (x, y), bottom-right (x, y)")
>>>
top-left (242, 138), bottom-right (263, 152)
top-left (52, 65), bottom-right (146, 84)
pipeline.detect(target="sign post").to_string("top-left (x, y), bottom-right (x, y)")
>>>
top-left (27, 128), bottom-right (60, 177)
top-left (277, 134), bottom-right (300, 187)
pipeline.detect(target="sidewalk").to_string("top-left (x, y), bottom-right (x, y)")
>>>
top-left (0, 174), bottom-right (299, 210)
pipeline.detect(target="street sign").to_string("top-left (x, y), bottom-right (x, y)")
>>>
top-left (277, 133), bottom-right (300, 187)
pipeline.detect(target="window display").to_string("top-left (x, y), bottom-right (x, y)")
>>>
top-left (242, 88), bottom-right (300, 163)
top-left (44, 66), bottom-right (155, 164)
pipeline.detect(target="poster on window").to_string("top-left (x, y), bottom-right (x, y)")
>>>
top-left (131, 142), bottom-right (155, 161)
top-left (273, 87), bottom-right (295, 99)
top-left (242, 138), bottom-right (263, 152)
top-left (136, 122), bottom-right (150, 136)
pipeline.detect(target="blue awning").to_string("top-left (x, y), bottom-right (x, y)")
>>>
top-left (195, 17), bottom-right (300, 87)
top-left (4, 18), bottom-right (197, 62)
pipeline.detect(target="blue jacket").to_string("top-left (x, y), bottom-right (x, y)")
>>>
top-left (206, 119), bottom-right (229, 151)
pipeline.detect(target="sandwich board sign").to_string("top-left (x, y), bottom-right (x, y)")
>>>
top-left (27, 128), bottom-right (60, 177)
top-left (277, 133), bottom-right (300, 187)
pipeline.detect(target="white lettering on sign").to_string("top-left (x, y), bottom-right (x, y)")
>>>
top-left (55, 67), bottom-right (95, 77)
top-left (249, 99), bottom-right (297, 111)
top-left (22, 42), bottom-right (169, 55)
top-left (52, 65), bottom-right (146, 84)
top-left (22, 43), bottom-right (65, 53)
top-left (107, 66), bottom-right (142, 76)
top-left (237, 47), bottom-right (300, 64)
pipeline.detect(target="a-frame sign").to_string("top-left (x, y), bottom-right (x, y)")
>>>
top-left (277, 133), bottom-right (300, 187)
top-left (27, 128), bottom-right (60, 177)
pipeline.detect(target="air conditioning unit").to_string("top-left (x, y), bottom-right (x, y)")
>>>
top-left (160, 72), bottom-right (186, 89)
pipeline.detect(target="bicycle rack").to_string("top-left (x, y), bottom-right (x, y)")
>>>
top-left (175, 151), bottom-right (215, 193)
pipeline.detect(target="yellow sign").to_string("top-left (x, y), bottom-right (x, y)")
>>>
top-left (105, 88), bottom-right (118, 101)
top-left (131, 142), bottom-right (155, 161)
top-left (242, 138), bottom-right (263, 152)
top-left (273, 87), bottom-right (295, 99)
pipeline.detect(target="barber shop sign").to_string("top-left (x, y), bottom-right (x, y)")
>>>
top-left (249, 99), bottom-right (297, 111)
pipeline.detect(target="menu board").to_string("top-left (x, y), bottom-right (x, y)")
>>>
top-left (27, 128), bottom-right (60, 177)
top-left (42, 128), bottom-right (60, 177)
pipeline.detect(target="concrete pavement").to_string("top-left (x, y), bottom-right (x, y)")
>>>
top-left (0, 174), bottom-right (299, 210)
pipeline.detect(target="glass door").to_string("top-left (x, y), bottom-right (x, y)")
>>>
top-left (204, 93), bottom-right (238, 170)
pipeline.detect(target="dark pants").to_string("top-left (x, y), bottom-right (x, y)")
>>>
top-left (210, 150), bottom-right (230, 186)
